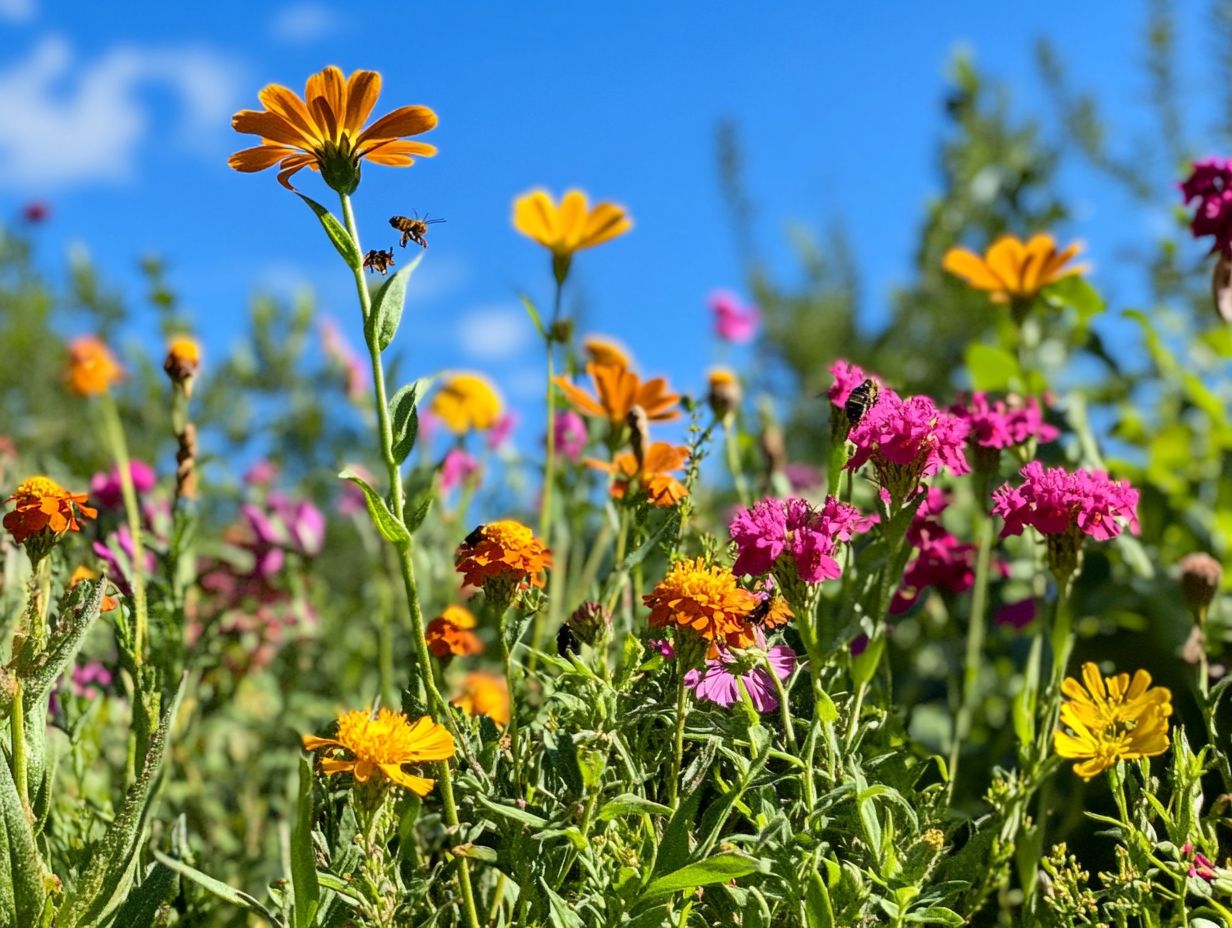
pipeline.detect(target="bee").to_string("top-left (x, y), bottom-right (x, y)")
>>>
top-left (362, 248), bottom-right (396, 275)
top-left (556, 624), bottom-right (580, 657)
top-left (747, 597), bottom-right (772, 626)
top-left (844, 379), bottom-right (880, 427)
top-left (389, 212), bottom-right (446, 249)
top-left (463, 524), bottom-right (487, 548)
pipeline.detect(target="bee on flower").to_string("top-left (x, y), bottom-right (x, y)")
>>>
top-left (302, 707), bottom-right (455, 796)
top-left (454, 520), bottom-right (551, 614)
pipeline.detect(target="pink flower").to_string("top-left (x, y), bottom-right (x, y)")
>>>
top-left (320, 317), bottom-right (368, 401)
top-left (951, 393), bottom-right (1059, 451)
top-left (891, 491), bottom-right (1001, 614)
top-left (827, 359), bottom-right (879, 407)
top-left (729, 496), bottom-right (873, 589)
top-left (709, 290), bottom-right (760, 344)
top-left (93, 525), bottom-right (157, 597)
top-left (242, 493), bottom-right (326, 558)
top-left (992, 462), bottom-right (1140, 542)
top-left (1182, 843), bottom-right (1218, 881)
top-left (552, 410), bottom-right (588, 461)
top-left (784, 463), bottom-right (822, 492)
top-left (649, 638), bottom-right (675, 658)
top-left (996, 598), bottom-right (1036, 631)
top-left (244, 460), bottom-right (278, 487)
top-left (1181, 159), bottom-right (1232, 256)
top-left (70, 661), bottom-right (113, 698)
top-left (440, 448), bottom-right (480, 492)
top-left (847, 390), bottom-right (970, 505)
top-left (488, 412), bottom-right (518, 451)
top-left (89, 460), bottom-right (157, 510)
top-left (685, 644), bottom-right (796, 713)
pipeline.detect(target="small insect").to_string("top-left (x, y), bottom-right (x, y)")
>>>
top-left (389, 212), bottom-right (446, 249)
top-left (463, 524), bottom-right (487, 548)
top-left (844, 378), bottom-right (881, 426)
top-left (556, 624), bottom-right (580, 658)
top-left (747, 597), bottom-right (772, 627)
top-left (362, 248), bottom-right (396, 275)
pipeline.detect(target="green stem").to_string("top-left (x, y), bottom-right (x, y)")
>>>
top-left (767, 653), bottom-right (797, 753)
top-left (723, 421), bottom-right (751, 506)
top-left (11, 678), bottom-right (26, 809)
top-left (530, 281), bottom-right (565, 665)
top-left (338, 192), bottom-right (481, 928)
top-left (500, 607), bottom-right (523, 791)
top-left (668, 662), bottom-right (688, 808)
top-left (948, 511), bottom-right (994, 798)
top-left (99, 390), bottom-right (149, 667)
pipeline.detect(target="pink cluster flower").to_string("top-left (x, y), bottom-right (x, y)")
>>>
top-left (846, 390), bottom-right (970, 506)
top-left (1180, 159), bottom-right (1232, 256)
top-left (488, 412), bottom-right (517, 451)
top-left (552, 410), bottom-right (588, 462)
top-left (952, 393), bottom-right (1059, 452)
top-left (89, 460), bottom-right (157, 510)
top-left (826, 359), bottom-right (877, 407)
top-left (242, 493), bottom-right (325, 559)
top-left (709, 290), bottom-right (760, 344)
top-left (996, 598), bottom-right (1036, 631)
top-left (440, 448), bottom-right (480, 492)
top-left (71, 661), bottom-right (113, 698)
top-left (685, 643), bottom-right (796, 713)
top-left (1182, 843), bottom-right (1218, 882)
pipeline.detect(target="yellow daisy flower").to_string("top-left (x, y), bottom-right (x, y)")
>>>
top-left (431, 372), bottom-right (503, 433)
top-left (942, 233), bottom-right (1087, 303)
top-left (513, 189), bottom-right (632, 259)
top-left (302, 707), bottom-right (454, 796)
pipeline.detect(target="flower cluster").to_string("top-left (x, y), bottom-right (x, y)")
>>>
top-left (4, 475), bottom-right (97, 563)
top-left (643, 557), bottom-right (758, 657)
top-left (827, 359), bottom-right (878, 408)
top-left (89, 460), bottom-right (157, 510)
top-left (1053, 663), bottom-right (1172, 780)
top-left (891, 489), bottom-right (1002, 614)
top-left (951, 392), bottom-right (1058, 471)
top-left (302, 708), bottom-right (454, 796)
top-left (1180, 158), bottom-right (1232, 257)
top-left (455, 520), bottom-right (551, 611)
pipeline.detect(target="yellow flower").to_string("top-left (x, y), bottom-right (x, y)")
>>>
top-left (942, 234), bottom-right (1087, 303)
top-left (513, 189), bottom-right (632, 258)
top-left (164, 336), bottom-right (201, 384)
top-left (454, 520), bottom-right (552, 592)
top-left (302, 707), bottom-right (454, 796)
top-left (66, 337), bottom-right (123, 396)
top-left (706, 368), bottom-right (742, 420)
top-left (643, 557), bottom-right (757, 655)
top-left (1053, 662), bottom-right (1172, 780)
top-left (229, 65), bottom-right (437, 192)
top-left (583, 336), bottom-right (632, 370)
top-left (431, 373), bottom-right (503, 433)
top-left (451, 672), bottom-right (511, 726)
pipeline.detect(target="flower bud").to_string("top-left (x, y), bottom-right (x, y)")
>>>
top-left (760, 422), bottom-right (786, 477)
top-left (164, 336), bottom-right (201, 392)
top-left (566, 601), bottom-right (611, 647)
top-left (626, 404), bottom-right (649, 470)
top-left (1179, 552), bottom-right (1222, 622)
top-left (707, 368), bottom-right (742, 422)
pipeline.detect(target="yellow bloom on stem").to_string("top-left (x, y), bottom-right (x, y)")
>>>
top-left (451, 672), bottom-right (511, 726)
top-left (454, 520), bottom-right (552, 591)
top-left (555, 363), bottom-right (680, 426)
top-left (942, 233), bottom-right (1087, 303)
top-left (586, 442), bottom-right (689, 507)
top-left (643, 557), bottom-right (757, 655)
top-left (512, 189), bottom-right (632, 258)
top-left (4, 476), bottom-right (96, 546)
top-left (228, 65), bottom-right (437, 192)
top-left (66, 337), bottom-right (123, 396)
top-left (431, 373), bottom-right (503, 434)
top-left (164, 336), bottom-right (201, 383)
top-left (1053, 662), bottom-right (1172, 780)
top-left (302, 707), bottom-right (454, 796)
top-left (425, 604), bottom-right (483, 659)
top-left (583, 336), bottom-right (632, 370)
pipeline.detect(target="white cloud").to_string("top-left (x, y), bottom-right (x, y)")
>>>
top-left (0, 35), bottom-right (240, 188)
top-left (269, 2), bottom-right (343, 43)
top-left (0, 0), bottom-right (34, 22)
top-left (456, 304), bottom-right (535, 361)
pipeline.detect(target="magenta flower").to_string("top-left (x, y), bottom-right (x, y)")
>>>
top-left (552, 410), bottom-right (588, 462)
top-left (827, 359), bottom-right (878, 407)
top-left (1182, 843), bottom-right (1219, 882)
top-left (685, 644), bottom-right (796, 713)
top-left (93, 525), bottom-right (157, 596)
top-left (440, 448), bottom-right (480, 492)
top-left (891, 490), bottom-right (1001, 614)
top-left (846, 390), bottom-right (970, 506)
top-left (1181, 159), bottom-right (1232, 256)
top-left (70, 661), bottom-right (113, 698)
top-left (89, 460), bottom-right (157, 510)
top-left (784, 463), bottom-right (822, 492)
top-left (242, 493), bottom-right (326, 558)
top-left (244, 459), bottom-right (278, 487)
top-left (708, 289), bottom-right (761, 344)
top-left (488, 412), bottom-right (518, 451)
top-left (995, 598), bottom-right (1036, 631)
top-left (649, 638), bottom-right (676, 659)
top-left (951, 393), bottom-right (1059, 452)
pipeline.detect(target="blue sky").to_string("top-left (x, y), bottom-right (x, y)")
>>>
top-left (0, 2), bottom-right (1203, 428)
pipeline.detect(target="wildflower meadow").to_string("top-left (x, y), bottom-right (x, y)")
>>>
top-left (5, 10), bottom-right (1232, 928)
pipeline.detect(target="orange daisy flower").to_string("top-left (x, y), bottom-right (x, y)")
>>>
top-left (942, 233), bottom-right (1087, 304)
top-left (555, 363), bottom-right (680, 426)
top-left (425, 604), bottom-right (483, 659)
top-left (586, 442), bottom-right (689, 507)
top-left (643, 558), bottom-right (757, 655)
top-left (512, 189), bottom-right (632, 258)
top-left (451, 672), bottom-right (511, 726)
top-left (302, 707), bottom-right (454, 796)
top-left (582, 335), bottom-right (632, 370)
top-left (66, 337), bottom-right (123, 396)
top-left (454, 520), bottom-right (552, 592)
top-left (228, 65), bottom-right (437, 192)
top-left (4, 476), bottom-right (97, 546)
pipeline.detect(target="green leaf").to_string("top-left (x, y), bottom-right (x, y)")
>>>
top-left (365, 254), bottom-right (422, 352)
top-left (964, 343), bottom-right (1020, 392)
top-left (652, 780), bottom-right (704, 878)
top-left (338, 470), bottom-right (409, 544)
top-left (151, 851), bottom-right (283, 926)
top-left (0, 729), bottom-right (45, 926)
top-left (108, 863), bottom-right (176, 928)
top-left (904, 906), bottom-right (965, 925)
top-left (290, 758), bottom-right (319, 928)
top-left (519, 292), bottom-right (547, 339)
top-left (640, 853), bottom-right (764, 904)
top-left (597, 794), bottom-right (673, 821)
top-left (403, 490), bottom-right (433, 535)
top-left (388, 378), bottom-right (430, 465)
top-left (474, 793), bottom-right (549, 829)
top-left (804, 871), bottom-right (835, 928)
top-left (296, 194), bottom-right (361, 270)
top-left (23, 579), bottom-right (105, 705)
top-left (1045, 275), bottom-right (1105, 320)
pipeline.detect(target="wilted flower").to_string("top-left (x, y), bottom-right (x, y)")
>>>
top-left (586, 442), bottom-right (689, 507)
top-left (1178, 552), bottom-right (1222, 622)
top-left (451, 672), bottom-right (511, 726)
top-left (552, 410), bottom-right (588, 461)
top-left (1054, 662), bottom-right (1172, 780)
top-left (566, 601), bottom-right (611, 647)
top-left (1180, 158), bottom-right (1232, 257)
top-left (302, 707), bottom-right (455, 795)
top-left (229, 66), bottom-right (437, 192)
top-left (708, 290), bottom-right (760, 344)
top-left (66, 337), bottom-right (123, 396)
top-left (643, 558), bottom-right (758, 656)
top-left (455, 520), bottom-right (551, 611)
top-left (89, 460), bottom-right (157, 510)
top-left (686, 643), bottom-right (795, 713)
top-left (555, 363), bottom-right (680, 427)
top-left (4, 476), bottom-right (97, 562)
top-left (942, 234), bottom-right (1087, 303)
top-left (425, 604), bottom-right (482, 659)
top-left (439, 449), bottom-right (480, 493)
top-left (432, 373), bottom-right (504, 433)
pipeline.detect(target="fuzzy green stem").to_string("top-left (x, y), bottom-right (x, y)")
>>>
top-left (99, 390), bottom-right (149, 667)
top-left (948, 511), bottom-right (995, 798)
top-left (11, 679), bottom-right (26, 809)
top-left (668, 662), bottom-right (689, 808)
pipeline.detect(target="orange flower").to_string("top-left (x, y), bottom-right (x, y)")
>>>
top-left (164, 336), bottom-right (201, 383)
top-left (229, 65), bottom-right (437, 192)
top-left (431, 373), bottom-right (504, 433)
top-left (66, 337), bottom-right (122, 396)
top-left (583, 336), bottom-right (632, 370)
top-left (942, 234), bottom-right (1087, 304)
top-left (4, 476), bottom-right (97, 546)
top-left (451, 672), bottom-right (511, 726)
top-left (756, 593), bottom-right (793, 630)
top-left (555, 363), bottom-right (680, 426)
top-left (643, 557), bottom-right (757, 654)
top-left (302, 707), bottom-right (454, 795)
top-left (425, 604), bottom-right (483, 658)
top-left (512, 189), bottom-right (632, 258)
top-left (69, 565), bottom-right (118, 613)
top-left (454, 520), bottom-right (552, 592)
top-left (586, 442), bottom-right (689, 507)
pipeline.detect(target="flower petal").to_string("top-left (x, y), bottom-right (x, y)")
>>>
top-left (361, 139), bottom-right (438, 166)
top-left (229, 145), bottom-right (297, 173)
top-left (357, 105), bottom-right (438, 145)
top-left (557, 190), bottom-right (589, 251)
top-left (232, 109), bottom-right (315, 149)
top-left (380, 764), bottom-right (435, 795)
top-left (941, 247), bottom-right (1005, 291)
top-left (513, 190), bottom-right (559, 248)
top-left (343, 69), bottom-right (382, 137)
top-left (257, 84), bottom-right (317, 139)
top-left (579, 202), bottom-right (632, 250)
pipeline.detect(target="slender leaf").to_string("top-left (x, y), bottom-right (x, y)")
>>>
top-left (297, 194), bottom-right (361, 270)
top-left (598, 794), bottom-right (672, 821)
top-left (338, 470), bottom-right (409, 544)
top-left (108, 863), bottom-right (176, 928)
top-left (151, 852), bottom-right (283, 926)
top-left (290, 758), bottom-right (319, 928)
top-left (0, 733), bottom-right (45, 927)
top-left (388, 378), bottom-right (431, 465)
top-left (640, 853), bottom-right (764, 904)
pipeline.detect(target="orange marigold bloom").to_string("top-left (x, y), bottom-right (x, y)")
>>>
top-left (451, 672), bottom-right (511, 726)
top-left (229, 65), bottom-right (437, 192)
top-left (586, 442), bottom-right (689, 507)
top-left (555, 363), bottom-right (680, 426)
top-left (4, 476), bottom-right (97, 545)
top-left (302, 707), bottom-right (454, 796)
top-left (643, 557), bottom-right (757, 654)
top-left (583, 336), bottom-right (632, 370)
top-left (757, 593), bottom-right (793, 630)
top-left (512, 189), bottom-right (632, 258)
top-left (164, 336), bottom-right (201, 383)
top-left (69, 565), bottom-right (118, 612)
top-left (431, 372), bottom-right (503, 433)
top-left (66, 337), bottom-right (122, 396)
top-left (942, 233), bottom-right (1087, 304)
top-left (425, 604), bottom-right (483, 658)
top-left (454, 520), bottom-right (552, 591)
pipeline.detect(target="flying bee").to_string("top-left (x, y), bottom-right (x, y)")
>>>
top-left (362, 247), bottom-right (396, 275)
top-left (844, 378), bottom-right (881, 427)
top-left (463, 524), bottom-right (487, 548)
top-left (389, 212), bottom-right (446, 249)
top-left (556, 623), bottom-right (580, 658)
